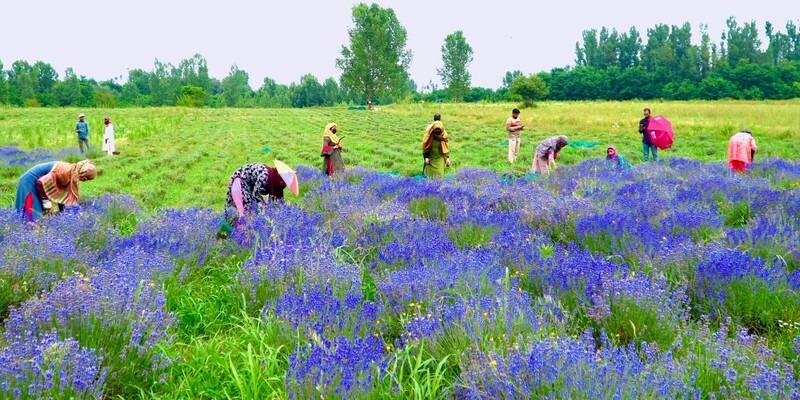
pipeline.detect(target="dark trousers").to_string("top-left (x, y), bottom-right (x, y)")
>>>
top-left (78, 137), bottom-right (90, 153)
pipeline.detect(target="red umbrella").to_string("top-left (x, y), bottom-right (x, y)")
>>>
top-left (647, 115), bottom-right (674, 150)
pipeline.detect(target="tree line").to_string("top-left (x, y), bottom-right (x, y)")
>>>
top-left (0, 4), bottom-right (798, 108)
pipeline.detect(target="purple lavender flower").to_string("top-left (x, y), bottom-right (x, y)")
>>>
top-left (0, 330), bottom-right (106, 399)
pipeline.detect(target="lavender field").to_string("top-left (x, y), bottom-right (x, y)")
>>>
top-left (1, 145), bottom-right (799, 399)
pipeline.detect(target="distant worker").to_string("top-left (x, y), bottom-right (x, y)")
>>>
top-left (75, 113), bottom-right (90, 154)
top-left (532, 135), bottom-right (568, 175)
top-left (15, 160), bottom-right (97, 222)
top-left (102, 116), bottom-right (117, 156)
top-left (727, 129), bottom-right (757, 173)
top-left (422, 120), bottom-right (450, 178)
top-left (638, 108), bottom-right (657, 161)
top-left (505, 108), bottom-right (524, 163)
top-left (605, 146), bottom-right (632, 170)
top-left (321, 123), bottom-right (345, 176)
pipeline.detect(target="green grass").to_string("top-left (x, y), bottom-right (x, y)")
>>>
top-left (408, 196), bottom-right (448, 221)
top-left (2, 100), bottom-right (799, 210)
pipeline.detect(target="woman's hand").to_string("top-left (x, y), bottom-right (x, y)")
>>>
top-left (445, 158), bottom-right (451, 167)
top-left (425, 158), bottom-right (431, 165)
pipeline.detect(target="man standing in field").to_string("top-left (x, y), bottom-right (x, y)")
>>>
top-left (75, 113), bottom-right (90, 154)
top-left (638, 108), bottom-right (657, 161)
top-left (506, 108), bottom-right (524, 163)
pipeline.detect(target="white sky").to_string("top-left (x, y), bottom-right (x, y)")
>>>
top-left (1, 0), bottom-right (795, 90)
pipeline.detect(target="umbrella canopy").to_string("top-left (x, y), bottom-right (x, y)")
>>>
top-left (273, 159), bottom-right (299, 196)
top-left (647, 115), bottom-right (674, 150)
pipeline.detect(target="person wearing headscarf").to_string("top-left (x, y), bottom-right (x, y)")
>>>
top-left (321, 123), bottom-right (345, 176)
top-left (422, 120), bottom-right (451, 178)
top-left (102, 116), bottom-right (117, 156)
top-left (605, 146), bottom-right (632, 170)
top-left (225, 163), bottom-right (287, 223)
top-left (728, 129), bottom-right (757, 173)
top-left (532, 135), bottom-right (568, 175)
top-left (14, 160), bottom-right (97, 222)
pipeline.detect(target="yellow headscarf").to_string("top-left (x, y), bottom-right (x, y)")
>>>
top-left (422, 121), bottom-right (450, 155)
top-left (322, 123), bottom-right (340, 145)
top-left (38, 160), bottom-right (96, 206)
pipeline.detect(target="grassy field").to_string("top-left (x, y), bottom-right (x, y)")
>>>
top-left (2, 100), bottom-right (799, 209)
top-left (1, 102), bottom-right (799, 399)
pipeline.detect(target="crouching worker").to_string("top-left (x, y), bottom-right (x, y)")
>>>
top-left (220, 161), bottom-right (298, 238)
top-left (605, 146), bottom-right (632, 170)
top-left (728, 129), bottom-right (757, 173)
top-left (15, 160), bottom-right (97, 222)
top-left (532, 135), bottom-right (568, 175)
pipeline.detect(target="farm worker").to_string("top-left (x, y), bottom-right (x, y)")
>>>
top-left (75, 113), bottom-right (90, 154)
top-left (638, 107), bottom-right (657, 161)
top-left (225, 163), bottom-right (287, 224)
top-left (531, 135), bottom-right (568, 175)
top-left (727, 129), bottom-right (757, 173)
top-left (321, 123), bottom-right (345, 176)
top-left (14, 160), bottom-right (97, 222)
top-left (605, 146), bottom-right (632, 170)
top-left (422, 120), bottom-right (450, 178)
top-left (102, 116), bottom-right (117, 156)
top-left (506, 108), bottom-right (524, 163)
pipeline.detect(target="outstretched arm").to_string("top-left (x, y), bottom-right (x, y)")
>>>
top-left (230, 177), bottom-right (245, 218)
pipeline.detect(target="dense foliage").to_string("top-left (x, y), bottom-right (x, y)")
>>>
top-left (1, 17), bottom-right (798, 108)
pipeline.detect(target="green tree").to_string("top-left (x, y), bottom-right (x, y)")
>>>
top-left (176, 85), bottom-right (209, 107)
top-left (177, 54), bottom-right (213, 95)
top-left (255, 77), bottom-right (291, 108)
top-left (498, 70), bottom-right (522, 100)
top-left (502, 70), bottom-right (522, 89)
top-left (32, 61), bottom-right (58, 106)
top-left (723, 17), bottom-right (763, 68)
top-left (575, 29), bottom-right (599, 67)
top-left (93, 87), bottom-right (117, 108)
top-left (698, 76), bottom-right (736, 99)
top-left (291, 74), bottom-right (324, 107)
top-left (336, 3), bottom-right (412, 104)
top-left (697, 24), bottom-right (713, 77)
top-left (52, 68), bottom-right (84, 106)
top-left (437, 30), bottom-right (473, 102)
top-left (0, 60), bottom-right (9, 104)
top-left (150, 59), bottom-right (179, 106)
top-left (509, 73), bottom-right (549, 105)
top-left (463, 87), bottom-right (499, 102)
top-left (322, 77), bottom-right (342, 106)
top-left (618, 27), bottom-right (642, 69)
top-left (7, 60), bottom-right (36, 106)
top-left (221, 65), bottom-right (252, 107)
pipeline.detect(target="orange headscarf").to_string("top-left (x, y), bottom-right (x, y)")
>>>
top-left (38, 160), bottom-right (96, 206)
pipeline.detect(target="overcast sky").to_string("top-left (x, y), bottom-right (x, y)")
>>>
top-left (1, 0), bottom-right (794, 90)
